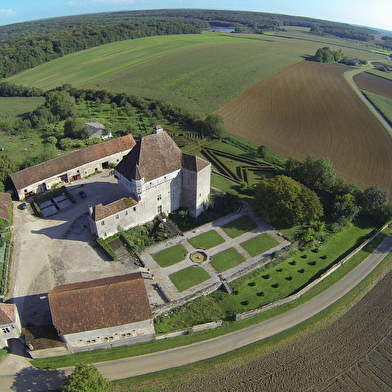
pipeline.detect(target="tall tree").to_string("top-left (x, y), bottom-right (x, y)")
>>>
top-left (61, 363), bottom-right (110, 392)
top-left (44, 91), bottom-right (76, 120)
top-left (253, 175), bottom-right (323, 226)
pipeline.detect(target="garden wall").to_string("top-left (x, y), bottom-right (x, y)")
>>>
top-left (235, 223), bottom-right (388, 321)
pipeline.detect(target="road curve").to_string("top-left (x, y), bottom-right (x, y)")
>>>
top-left (90, 232), bottom-right (392, 380)
top-left (344, 62), bottom-right (392, 137)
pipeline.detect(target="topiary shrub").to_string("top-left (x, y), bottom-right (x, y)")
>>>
top-left (262, 274), bottom-right (270, 279)
top-left (297, 268), bottom-right (305, 273)
top-left (271, 283), bottom-right (279, 288)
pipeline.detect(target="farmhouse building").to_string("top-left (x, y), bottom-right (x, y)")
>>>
top-left (0, 303), bottom-right (22, 349)
top-left (85, 122), bottom-right (112, 140)
top-left (48, 273), bottom-right (154, 353)
top-left (88, 127), bottom-right (211, 239)
top-left (10, 134), bottom-right (136, 200)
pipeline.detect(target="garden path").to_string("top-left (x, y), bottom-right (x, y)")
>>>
top-left (139, 204), bottom-right (290, 305)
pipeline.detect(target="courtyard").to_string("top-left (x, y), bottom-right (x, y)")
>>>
top-left (139, 205), bottom-right (290, 305)
top-left (8, 168), bottom-right (289, 328)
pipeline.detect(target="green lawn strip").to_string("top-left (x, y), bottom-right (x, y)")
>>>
top-left (31, 226), bottom-right (390, 370)
top-left (240, 233), bottom-right (279, 257)
top-left (221, 216), bottom-right (258, 238)
top-left (151, 244), bottom-right (187, 267)
top-left (210, 248), bottom-right (245, 273)
top-left (111, 251), bottom-right (392, 392)
top-left (362, 90), bottom-right (392, 124)
top-left (169, 266), bottom-right (211, 292)
top-left (187, 230), bottom-right (225, 250)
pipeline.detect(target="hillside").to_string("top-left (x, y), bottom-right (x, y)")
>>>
top-left (6, 30), bottom-right (383, 115)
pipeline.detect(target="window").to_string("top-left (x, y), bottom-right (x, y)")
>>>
top-left (157, 194), bottom-right (162, 201)
top-left (133, 207), bottom-right (136, 211)
top-left (116, 215), bottom-right (119, 219)
top-left (101, 221), bottom-right (105, 226)
top-left (157, 205), bottom-right (163, 214)
top-left (2, 327), bottom-right (10, 333)
top-left (125, 210), bottom-right (128, 215)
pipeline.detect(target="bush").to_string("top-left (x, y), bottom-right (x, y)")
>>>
top-left (95, 237), bottom-right (117, 261)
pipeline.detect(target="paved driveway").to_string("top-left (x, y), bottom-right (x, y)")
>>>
top-left (8, 170), bottom-right (139, 326)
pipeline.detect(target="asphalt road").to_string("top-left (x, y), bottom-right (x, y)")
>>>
top-left (344, 62), bottom-right (392, 137)
top-left (89, 232), bottom-right (392, 380)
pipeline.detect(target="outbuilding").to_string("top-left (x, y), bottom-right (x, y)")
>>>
top-left (48, 273), bottom-right (155, 353)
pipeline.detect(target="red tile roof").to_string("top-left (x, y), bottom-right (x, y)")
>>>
top-left (11, 134), bottom-right (136, 191)
top-left (93, 197), bottom-right (138, 221)
top-left (49, 273), bottom-right (151, 335)
top-left (0, 193), bottom-right (11, 220)
top-left (115, 131), bottom-right (209, 182)
top-left (0, 303), bottom-right (16, 325)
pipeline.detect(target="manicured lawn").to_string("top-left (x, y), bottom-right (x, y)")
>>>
top-left (169, 266), bottom-right (210, 292)
top-left (151, 244), bottom-right (188, 267)
top-left (241, 233), bottom-right (279, 257)
top-left (210, 248), bottom-right (245, 273)
top-left (187, 230), bottom-right (225, 250)
top-left (221, 216), bottom-right (258, 238)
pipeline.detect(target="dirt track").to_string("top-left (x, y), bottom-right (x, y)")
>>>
top-left (216, 61), bottom-right (392, 194)
top-left (165, 269), bottom-right (392, 391)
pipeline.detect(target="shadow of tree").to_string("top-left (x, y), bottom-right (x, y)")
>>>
top-left (11, 367), bottom-right (65, 392)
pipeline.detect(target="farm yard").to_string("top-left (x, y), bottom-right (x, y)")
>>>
top-left (216, 61), bottom-right (392, 195)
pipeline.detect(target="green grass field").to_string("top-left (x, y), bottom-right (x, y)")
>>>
top-left (221, 216), bottom-right (258, 238)
top-left (211, 248), bottom-right (245, 273)
top-left (152, 244), bottom-right (188, 267)
top-left (187, 230), bottom-right (225, 249)
top-left (240, 233), bottom-right (279, 257)
top-left (0, 97), bottom-right (44, 120)
top-left (362, 90), bottom-right (392, 124)
top-left (6, 31), bottom-right (382, 115)
top-left (169, 266), bottom-right (210, 292)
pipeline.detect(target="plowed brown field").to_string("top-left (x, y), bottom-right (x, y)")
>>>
top-left (165, 270), bottom-right (392, 392)
top-left (216, 61), bottom-right (392, 193)
top-left (354, 72), bottom-right (392, 100)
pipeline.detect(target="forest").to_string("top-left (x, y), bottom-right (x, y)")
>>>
top-left (0, 9), bottom-right (378, 79)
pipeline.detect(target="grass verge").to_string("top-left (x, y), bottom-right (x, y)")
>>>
top-left (187, 230), bottom-right (225, 250)
top-left (169, 266), bottom-right (211, 292)
top-left (240, 233), bottom-right (279, 257)
top-left (151, 244), bottom-right (187, 267)
top-left (221, 216), bottom-right (258, 238)
top-left (210, 248), bottom-right (245, 273)
top-left (31, 226), bottom-right (391, 370)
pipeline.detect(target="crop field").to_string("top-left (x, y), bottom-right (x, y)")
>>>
top-left (165, 270), bottom-right (392, 392)
top-left (6, 31), bottom-right (382, 115)
top-left (216, 61), bottom-right (392, 194)
top-left (354, 72), bottom-right (392, 100)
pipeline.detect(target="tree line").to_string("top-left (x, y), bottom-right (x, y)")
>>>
top-left (0, 19), bottom-right (204, 79)
top-left (0, 9), bottom-right (378, 79)
top-left (253, 150), bottom-right (391, 242)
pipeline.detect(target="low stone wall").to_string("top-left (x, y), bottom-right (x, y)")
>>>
top-left (152, 281), bottom-right (221, 317)
top-left (235, 224), bottom-right (388, 322)
top-left (156, 321), bottom-right (223, 340)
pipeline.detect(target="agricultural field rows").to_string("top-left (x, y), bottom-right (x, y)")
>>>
top-left (6, 31), bottom-right (385, 115)
top-left (354, 72), bottom-right (392, 100)
top-left (164, 270), bottom-right (392, 392)
top-left (216, 61), bottom-right (392, 194)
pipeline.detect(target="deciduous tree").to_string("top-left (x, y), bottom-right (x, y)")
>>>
top-left (253, 175), bottom-right (323, 226)
top-left (61, 363), bottom-right (110, 392)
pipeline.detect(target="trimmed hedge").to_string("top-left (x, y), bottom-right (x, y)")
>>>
top-left (95, 237), bottom-right (118, 261)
